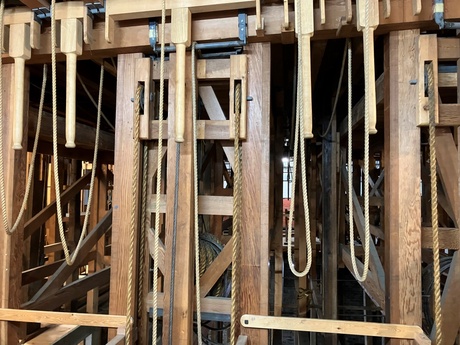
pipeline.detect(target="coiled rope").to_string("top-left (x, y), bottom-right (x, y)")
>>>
top-left (152, 0), bottom-right (166, 343)
top-left (0, 50), bottom-right (48, 235)
top-left (191, 41), bottom-right (203, 345)
top-left (230, 82), bottom-right (242, 345)
top-left (50, 0), bottom-right (105, 266)
top-left (348, 10), bottom-right (371, 282)
top-left (287, 0), bottom-right (313, 278)
top-left (427, 61), bottom-right (443, 345)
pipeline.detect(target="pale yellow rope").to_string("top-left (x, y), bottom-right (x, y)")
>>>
top-left (427, 61), bottom-right (443, 345)
top-left (51, 0), bottom-right (105, 266)
top-left (287, 0), bottom-right (313, 278)
top-left (152, 0), bottom-right (166, 343)
top-left (230, 83), bottom-right (242, 345)
top-left (126, 85), bottom-right (142, 344)
top-left (0, 60), bottom-right (48, 235)
top-left (191, 42), bottom-right (203, 344)
top-left (348, 3), bottom-right (371, 283)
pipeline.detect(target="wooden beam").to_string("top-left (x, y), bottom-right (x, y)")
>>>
top-left (23, 171), bottom-right (91, 239)
top-left (384, 30), bottom-right (422, 340)
top-left (239, 43), bottom-right (270, 344)
top-left (19, 0), bottom-right (50, 9)
top-left (0, 308), bottom-right (125, 328)
top-left (28, 109), bottom-right (115, 152)
top-left (108, 53), bottom-right (143, 340)
top-left (0, 64), bottom-right (29, 345)
top-left (150, 120), bottom-right (232, 141)
top-left (24, 210), bottom-right (112, 307)
top-left (161, 51), bottom-right (194, 345)
top-left (24, 325), bottom-right (97, 345)
top-left (421, 227), bottom-right (460, 250)
top-left (240, 315), bottom-right (430, 343)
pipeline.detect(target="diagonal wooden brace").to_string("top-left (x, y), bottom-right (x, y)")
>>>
top-left (4, 8), bottom-right (40, 150)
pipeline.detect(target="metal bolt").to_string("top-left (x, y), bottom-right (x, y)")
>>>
top-left (409, 79), bottom-right (417, 85)
top-left (247, 96), bottom-right (253, 101)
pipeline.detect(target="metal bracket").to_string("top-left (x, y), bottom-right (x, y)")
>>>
top-left (149, 12), bottom-right (247, 57)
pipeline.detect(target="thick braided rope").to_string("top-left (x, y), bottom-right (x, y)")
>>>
top-left (137, 144), bottom-right (148, 317)
top-left (191, 42), bottom-right (203, 345)
top-left (152, 0), bottom-right (166, 342)
top-left (287, 0), bottom-right (312, 278)
top-left (0, 60), bottom-right (48, 235)
top-left (427, 62), bottom-right (443, 345)
top-left (51, 0), bottom-right (105, 265)
top-left (230, 83), bottom-right (242, 345)
top-left (125, 85), bottom-right (142, 344)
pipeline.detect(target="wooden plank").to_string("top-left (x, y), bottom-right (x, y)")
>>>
top-left (239, 43), bottom-right (270, 344)
top-left (384, 30), bottom-right (422, 341)
top-left (436, 128), bottom-right (459, 226)
top-left (148, 194), bottom-right (233, 216)
top-left (161, 52), bottom-right (194, 345)
top-left (19, 0), bottom-right (50, 9)
top-left (200, 237), bottom-right (233, 297)
top-left (108, 53), bottom-right (143, 340)
top-left (25, 325), bottom-right (95, 345)
top-left (240, 315), bottom-right (427, 340)
top-left (23, 171), bottom-right (91, 239)
top-left (421, 227), bottom-right (459, 250)
top-left (0, 308), bottom-right (125, 328)
top-left (147, 228), bottom-right (166, 274)
top-left (236, 335), bottom-right (248, 345)
top-left (24, 268), bottom-right (111, 311)
top-left (23, 211), bottom-right (112, 308)
top-left (106, 334), bottom-right (125, 345)
top-left (439, 104), bottom-right (460, 126)
top-left (150, 120), bottom-right (232, 140)
top-left (429, 252), bottom-right (460, 344)
top-left (0, 64), bottom-right (29, 345)
top-left (152, 59), bottom-right (231, 80)
top-left (341, 246), bottom-right (385, 311)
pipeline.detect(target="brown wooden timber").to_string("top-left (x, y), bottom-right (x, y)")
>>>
top-left (384, 30), bottom-right (422, 344)
top-left (421, 227), bottom-right (460, 250)
top-left (161, 52), bottom-right (195, 345)
top-left (0, 64), bottom-right (29, 345)
top-left (108, 53), bottom-right (143, 341)
top-left (239, 42), bottom-right (270, 344)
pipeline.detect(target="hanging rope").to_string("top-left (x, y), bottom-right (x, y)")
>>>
top-left (152, 0), bottom-right (166, 343)
top-left (230, 82), bottom-right (242, 345)
top-left (191, 41), bottom-right (203, 345)
top-left (137, 144), bottom-right (148, 318)
top-left (427, 61), bottom-right (443, 345)
top-left (286, 0), bottom-right (313, 278)
top-left (0, 58), bottom-right (48, 236)
top-left (347, 16), bottom-right (371, 282)
top-left (50, 0), bottom-right (105, 266)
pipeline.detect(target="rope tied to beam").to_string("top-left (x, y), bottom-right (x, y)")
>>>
top-left (427, 61), bottom-right (443, 345)
top-left (152, 0), bottom-right (167, 343)
top-left (286, 0), bottom-right (313, 278)
top-left (50, 0), bottom-right (105, 266)
top-left (230, 82), bottom-right (243, 345)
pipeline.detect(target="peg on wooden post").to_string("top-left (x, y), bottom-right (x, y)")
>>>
top-left (356, 0), bottom-right (379, 134)
top-left (295, 0), bottom-right (314, 139)
top-left (171, 7), bottom-right (192, 143)
top-left (56, 1), bottom-right (93, 148)
top-left (4, 8), bottom-right (41, 150)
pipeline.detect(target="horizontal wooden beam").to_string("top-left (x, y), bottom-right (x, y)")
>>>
top-left (148, 195), bottom-right (233, 215)
top-left (422, 227), bottom-right (459, 250)
top-left (438, 104), bottom-right (460, 126)
top-left (29, 109), bottom-right (114, 152)
top-left (152, 59), bottom-right (230, 80)
top-left (0, 308), bottom-right (126, 328)
top-left (240, 315), bottom-right (429, 343)
top-left (149, 120), bottom-right (231, 140)
top-left (24, 171), bottom-right (92, 239)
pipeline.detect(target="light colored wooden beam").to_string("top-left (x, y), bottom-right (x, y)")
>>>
top-left (0, 308), bottom-right (126, 328)
top-left (240, 315), bottom-right (429, 342)
top-left (422, 227), bottom-right (459, 250)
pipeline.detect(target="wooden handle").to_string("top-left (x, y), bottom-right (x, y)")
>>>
top-left (301, 35), bottom-right (313, 139)
top-left (364, 28), bottom-right (377, 134)
top-left (12, 58), bottom-right (25, 150)
top-left (65, 52), bottom-right (77, 148)
top-left (174, 43), bottom-right (186, 143)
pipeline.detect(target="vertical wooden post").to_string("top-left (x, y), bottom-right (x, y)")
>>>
top-left (108, 53), bottom-right (143, 340)
top-left (239, 42), bottom-right (270, 344)
top-left (162, 52), bottom-right (194, 345)
top-left (384, 30), bottom-right (422, 344)
top-left (0, 64), bottom-right (29, 345)
top-left (322, 116), bottom-right (338, 345)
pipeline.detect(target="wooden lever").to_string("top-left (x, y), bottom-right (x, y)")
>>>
top-left (296, 0), bottom-right (314, 138)
top-left (171, 8), bottom-right (191, 143)
top-left (9, 23), bottom-right (31, 150)
top-left (356, 0), bottom-right (379, 135)
top-left (60, 17), bottom-right (83, 148)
